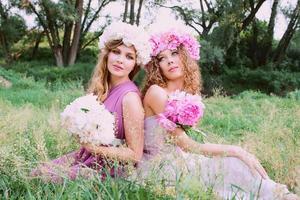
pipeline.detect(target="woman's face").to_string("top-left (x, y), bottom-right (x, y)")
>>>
top-left (157, 49), bottom-right (184, 81)
top-left (107, 44), bottom-right (137, 79)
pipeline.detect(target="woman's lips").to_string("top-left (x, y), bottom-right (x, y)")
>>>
top-left (113, 64), bottom-right (124, 71)
top-left (168, 66), bottom-right (179, 72)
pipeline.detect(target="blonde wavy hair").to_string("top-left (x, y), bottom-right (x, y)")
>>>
top-left (88, 39), bottom-right (140, 101)
top-left (142, 46), bottom-right (202, 96)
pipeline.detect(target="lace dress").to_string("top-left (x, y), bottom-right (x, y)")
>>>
top-left (133, 116), bottom-right (290, 200)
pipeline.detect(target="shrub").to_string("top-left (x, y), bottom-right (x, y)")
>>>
top-left (9, 62), bottom-right (95, 87)
top-left (286, 90), bottom-right (300, 100)
top-left (220, 67), bottom-right (300, 96)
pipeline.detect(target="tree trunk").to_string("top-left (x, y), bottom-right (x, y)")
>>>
top-left (0, 31), bottom-right (12, 64)
top-left (62, 22), bottom-right (73, 66)
top-left (261, 0), bottom-right (279, 65)
top-left (81, 0), bottom-right (92, 34)
top-left (250, 20), bottom-right (259, 68)
top-left (31, 31), bottom-right (43, 59)
top-left (241, 0), bottom-right (266, 31)
top-left (68, 0), bottom-right (83, 66)
top-left (78, 0), bottom-right (111, 57)
top-left (129, 0), bottom-right (135, 25)
top-left (273, 0), bottom-right (300, 63)
top-left (41, 1), bottom-right (63, 66)
top-left (53, 45), bottom-right (64, 67)
top-left (136, 0), bottom-right (143, 26)
top-left (0, 2), bottom-right (12, 64)
top-left (123, 0), bottom-right (129, 22)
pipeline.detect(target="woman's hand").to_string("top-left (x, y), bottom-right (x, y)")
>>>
top-left (74, 135), bottom-right (81, 144)
top-left (82, 143), bottom-right (103, 155)
top-left (234, 146), bottom-right (269, 179)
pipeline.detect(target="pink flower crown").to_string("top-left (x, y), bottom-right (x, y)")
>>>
top-left (149, 29), bottom-right (200, 60)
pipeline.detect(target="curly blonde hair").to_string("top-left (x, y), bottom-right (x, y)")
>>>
top-left (142, 46), bottom-right (202, 96)
top-left (88, 39), bottom-right (140, 101)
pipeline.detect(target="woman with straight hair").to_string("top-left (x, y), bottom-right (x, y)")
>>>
top-left (31, 22), bottom-right (150, 183)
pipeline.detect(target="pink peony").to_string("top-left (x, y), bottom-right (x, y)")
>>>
top-left (157, 91), bottom-right (205, 131)
top-left (164, 99), bottom-right (179, 123)
top-left (177, 101), bottom-right (204, 126)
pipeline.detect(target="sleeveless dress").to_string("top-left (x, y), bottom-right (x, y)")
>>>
top-left (133, 116), bottom-right (290, 200)
top-left (31, 81), bottom-right (140, 182)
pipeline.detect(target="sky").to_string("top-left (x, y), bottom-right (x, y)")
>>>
top-left (10, 0), bottom-right (298, 40)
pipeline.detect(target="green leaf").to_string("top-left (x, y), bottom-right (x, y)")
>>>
top-left (184, 126), bottom-right (207, 143)
top-left (80, 108), bottom-right (89, 113)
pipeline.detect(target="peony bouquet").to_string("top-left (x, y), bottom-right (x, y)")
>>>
top-left (61, 94), bottom-right (122, 146)
top-left (156, 90), bottom-right (206, 142)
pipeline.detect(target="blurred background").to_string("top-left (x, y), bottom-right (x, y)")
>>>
top-left (0, 0), bottom-right (299, 96)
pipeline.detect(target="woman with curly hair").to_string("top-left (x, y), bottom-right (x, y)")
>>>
top-left (31, 22), bottom-right (151, 183)
top-left (136, 27), bottom-right (299, 200)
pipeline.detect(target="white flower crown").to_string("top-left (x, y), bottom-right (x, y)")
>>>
top-left (98, 22), bottom-right (151, 66)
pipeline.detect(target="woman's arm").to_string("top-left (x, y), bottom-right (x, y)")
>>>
top-left (145, 85), bottom-right (268, 179)
top-left (173, 130), bottom-right (268, 179)
top-left (83, 92), bottom-right (144, 163)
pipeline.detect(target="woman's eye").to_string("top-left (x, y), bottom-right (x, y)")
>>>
top-left (126, 55), bottom-right (134, 60)
top-left (111, 49), bottom-right (120, 54)
top-left (171, 51), bottom-right (178, 55)
top-left (158, 57), bottom-right (165, 62)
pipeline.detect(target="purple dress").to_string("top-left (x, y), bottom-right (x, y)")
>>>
top-left (31, 81), bottom-right (140, 182)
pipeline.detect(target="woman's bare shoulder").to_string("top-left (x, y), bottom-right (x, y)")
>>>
top-left (144, 84), bottom-right (168, 101)
top-left (123, 91), bottom-right (142, 107)
top-left (144, 85), bottom-right (168, 114)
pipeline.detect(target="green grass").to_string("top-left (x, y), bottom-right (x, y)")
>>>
top-left (0, 68), bottom-right (299, 199)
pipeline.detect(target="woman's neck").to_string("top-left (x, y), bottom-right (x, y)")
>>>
top-left (109, 76), bottom-right (130, 88)
top-left (166, 78), bottom-right (184, 93)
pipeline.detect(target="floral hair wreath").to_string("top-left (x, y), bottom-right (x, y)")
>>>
top-left (149, 29), bottom-right (201, 61)
top-left (98, 22), bottom-right (151, 66)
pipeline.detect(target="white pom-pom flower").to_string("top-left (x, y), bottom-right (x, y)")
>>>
top-left (98, 22), bottom-right (151, 66)
top-left (61, 94), bottom-right (121, 146)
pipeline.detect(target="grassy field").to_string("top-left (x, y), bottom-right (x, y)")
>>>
top-left (0, 68), bottom-right (299, 199)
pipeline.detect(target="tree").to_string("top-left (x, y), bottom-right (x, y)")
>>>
top-left (0, 1), bottom-right (26, 64)
top-left (68, 0), bottom-right (83, 65)
top-left (154, 0), bottom-right (228, 38)
top-left (18, 0), bottom-right (114, 67)
top-left (273, 0), bottom-right (300, 63)
top-left (136, 0), bottom-right (143, 26)
top-left (260, 0), bottom-right (280, 65)
top-left (18, 0), bottom-right (80, 66)
top-left (123, 0), bottom-right (144, 26)
top-left (154, 0), bottom-right (266, 39)
top-left (79, 0), bottom-right (114, 51)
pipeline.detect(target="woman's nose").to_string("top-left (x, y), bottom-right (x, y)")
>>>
top-left (167, 56), bottom-right (174, 65)
top-left (116, 55), bottom-right (124, 63)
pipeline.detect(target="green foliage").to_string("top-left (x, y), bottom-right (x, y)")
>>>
top-left (0, 67), bottom-right (84, 108)
top-left (286, 90), bottom-right (300, 100)
top-left (18, 47), bottom-right (54, 64)
top-left (209, 23), bottom-right (236, 50)
top-left (9, 61), bottom-right (95, 87)
top-left (201, 66), bottom-right (300, 97)
top-left (77, 47), bottom-right (98, 63)
top-left (199, 39), bottom-right (225, 74)
top-left (233, 90), bottom-right (270, 100)
top-left (0, 3), bottom-right (27, 63)
top-left (220, 67), bottom-right (300, 95)
top-left (0, 14), bottom-right (27, 44)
